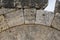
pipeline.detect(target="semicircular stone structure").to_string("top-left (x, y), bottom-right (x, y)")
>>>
top-left (0, 0), bottom-right (60, 40)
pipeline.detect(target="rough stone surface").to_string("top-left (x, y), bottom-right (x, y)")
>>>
top-left (24, 9), bottom-right (36, 24)
top-left (0, 1), bottom-right (60, 39)
top-left (5, 9), bottom-right (24, 27)
top-left (35, 10), bottom-right (54, 26)
top-left (0, 15), bottom-right (8, 32)
top-left (0, 25), bottom-right (60, 40)
top-left (52, 13), bottom-right (60, 30)
top-left (0, 8), bottom-right (15, 15)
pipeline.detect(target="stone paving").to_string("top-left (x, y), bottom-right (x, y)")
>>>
top-left (0, 8), bottom-right (60, 40)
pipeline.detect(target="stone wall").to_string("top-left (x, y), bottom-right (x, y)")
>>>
top-left (0, 7), bottom-right (60, 40)
top-left (0, 0), bottom-right (60, 39)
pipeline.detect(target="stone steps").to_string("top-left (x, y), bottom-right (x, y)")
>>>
top-left (0, 8), bottom-right (55, 32)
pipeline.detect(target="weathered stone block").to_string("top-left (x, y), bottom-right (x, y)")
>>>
top-left (35, 10), bottom-right (54, 26)
top-left (0, 15), bottom-right (8, 32)
top-left (5, 9), bottom-right (24, 27)
top-left (52, 13), bottom-right (60, 30)
top-left (0, 25), bottom-right (60, 40)
top-left (24, 9), bottom-right (36, 24)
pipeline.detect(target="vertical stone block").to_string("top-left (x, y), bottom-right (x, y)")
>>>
top-left (35, 10), bottom-right (54, 26)
top-left (24, 9), bottom-right (36, 24)
top-left (5, 9), bottom-right (24, 27)
top-left (52, 13), bottom-right (60, 30)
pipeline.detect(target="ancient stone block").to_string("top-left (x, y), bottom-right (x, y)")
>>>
top-left (15, 0), bottom-right (22, 8)
top-left (5, 9), bottom-right (24, 27)
top-left (0, 25), bottom-right (60, 40)
top-left (35, 10), bottom-right (54, 26)
top-left (52, 13), bottom-right (60, 30)
top-left (0, 15), bottom-right (8, 32)
top-left (24, 9), bottom-right (36, 24)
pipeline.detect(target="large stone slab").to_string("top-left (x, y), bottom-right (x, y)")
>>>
top-left (0, 15), bottom-right (8, 32)
top-left (5, 9), bottom-right (24, 27)
top-left (24, 9), bottom-right (36, 24)
top-left (52, 13), bottom-right (60, 30)
top-left (35, 10), bottom-right (54, 26)
top-left (0, 25), bottom-right (60, 40)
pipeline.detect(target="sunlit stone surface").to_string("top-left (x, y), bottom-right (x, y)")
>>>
top-left (35, 10), bottom-right (54, 26)
top-left (55, 0), bottom-right (60, 13)
top-left (24, 9), bottom-right (36, 24)
top-left (0, 25), bottom-right (60, 40)
top-left (5, 9), bottom-right (24, 27)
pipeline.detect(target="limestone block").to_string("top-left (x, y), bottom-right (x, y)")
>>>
top-left (35, 10), bottom-right (54, 26)
top-left (0, 25), bottom-right (60, 40)
top-left (52, 13), bottom-right (60, 30)
top-left (0, 15), bottom-right (8, 32)
top-left (5, 9), bottom-right (24, 27)
top-left (24, 9), bottom-right (36, 24)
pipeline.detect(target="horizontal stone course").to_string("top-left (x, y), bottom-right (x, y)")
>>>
top-left (0, 8), bottom-right (60, 40)
top-left (0, 25), bottom-right (60, 40)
